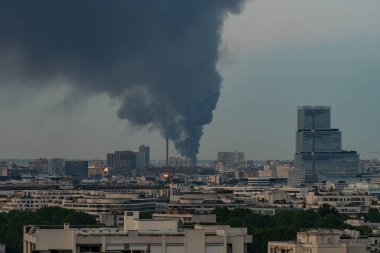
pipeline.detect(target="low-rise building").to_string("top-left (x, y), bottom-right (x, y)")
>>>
top-left (62, 193), bottom-right (156, 216)
top-left (24, 211), bottom-right (252, 253)
top-left (268, 229), bottom-right (366, 253)
top-left (152, 213), bottom-right (216, 224)
top-left (306, 192), bottom-right (372, 215)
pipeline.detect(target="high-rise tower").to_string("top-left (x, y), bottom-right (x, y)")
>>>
top-left (295, 106), bottom-right (359, 183)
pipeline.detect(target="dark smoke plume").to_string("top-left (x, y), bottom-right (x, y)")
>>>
top-left (0, 0), bottom-right (245, 161)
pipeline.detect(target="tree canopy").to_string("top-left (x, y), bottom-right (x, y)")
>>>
top-left (213, 206), bottom-right (363, 253)
top-left (0, 207), bottom-right (97, 253)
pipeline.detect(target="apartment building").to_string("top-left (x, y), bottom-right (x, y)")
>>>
top-left (62, 193), bottom-right (156, 216)
top-left (306, 192), bottom-right (372, 215)
top-left (268, 229), bottom-right (366, 253)
top-left (24, 211), bottom-right (252, 253)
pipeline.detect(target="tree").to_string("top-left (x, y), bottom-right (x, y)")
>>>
top-left (213, 207), bottom-right (230, 223)
top-left (318, 203), bottom-right (340, 217)
top-left (366, 208), bottom-right (380, 222)
top-left (0, 207), bottom-right (96, 253)
top-left (315, 214), bottom-right (344, 229)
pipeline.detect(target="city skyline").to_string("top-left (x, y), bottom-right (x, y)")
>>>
top-left (0, 0), bottom-right (379, 160)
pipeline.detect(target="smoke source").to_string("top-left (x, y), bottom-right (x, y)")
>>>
top-left (0, 0), bottom-right (245, 161)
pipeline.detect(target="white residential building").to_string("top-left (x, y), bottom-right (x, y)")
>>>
top-left (24, 211), bottom-right (252, 253)
top-left (268, 229), bottom-right (366, 253)
top-left (306, 192), bottom-right (372, 215)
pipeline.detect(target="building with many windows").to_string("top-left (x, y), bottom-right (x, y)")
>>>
top-left (217, 151), bottom-right (245, 165)
top-left (294, 106), bottom-right (359, 184)
top-left (64, 160), bottom-right (89, 179)
top-left (23, 211), bottom-right (252, 253)
top-left (107, 150), bottom-right (136, 176)
top-left (135, 145), bottom-right (150, 170)
top-left (268, 229), bottom-right (366, 253)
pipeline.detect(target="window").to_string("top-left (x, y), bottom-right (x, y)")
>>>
top-left (227, 244), bottom-right (232, 253)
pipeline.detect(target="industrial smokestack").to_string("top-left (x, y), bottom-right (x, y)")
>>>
top-left (166, 138), bottom-right (169, 167)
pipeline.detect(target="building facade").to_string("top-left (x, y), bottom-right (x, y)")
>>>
top-left (268, 229), bottom-right (366, 253)
top-left (294, 106), bottom-right (359, 184)
top-left (107, 151), bottom-right (136, 176)
top-left (135, 145), bottom-right (150, 170)
top-left (217, 151), bottom-right (245, 165)
top-left (65, 161), bottom-right (89, 179)
top-left (24, 211), bottom-right (252, 253)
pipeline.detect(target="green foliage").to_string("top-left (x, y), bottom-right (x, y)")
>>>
top-left (139, 212), bottom-right (153, 219)
top-left (365, 208), bottom-right (380, 222)
top-left (213, 205), bottom-right (365, 253)
top-left (212, 206), bottom-right (230, 223)
top-left (355, 225), bottom-right (372, 236)
top-left (0, 207), bottom-right (96, 253)
top-left (315, 214), bottom-right (344, 229)
top-left (318, 203), bottom-right (340, 217)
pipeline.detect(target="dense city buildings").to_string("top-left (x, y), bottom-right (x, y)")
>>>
top-left (169, 157), bottom-right (193, 167)
top-left (107, 145), bottom-right (150, 175)
top-left (268, 229), bottom-right (367, 253)
top-left (0, 107), bottom-right (377, 253)
top-left (294, 106), bottom-right (360, 184)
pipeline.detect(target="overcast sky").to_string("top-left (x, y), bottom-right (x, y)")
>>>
top-left (0, 0), bottom-right (379, 161)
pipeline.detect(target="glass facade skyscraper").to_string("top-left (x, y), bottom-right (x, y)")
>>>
top-left (295, 106), bottom-right (359, 183)
top-left (297, 106), bottom-right (331, 130)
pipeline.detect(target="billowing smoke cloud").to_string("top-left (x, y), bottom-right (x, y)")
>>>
top-left (0, 0), bottom-right (245, 161)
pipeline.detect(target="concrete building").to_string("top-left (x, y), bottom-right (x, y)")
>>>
top-left (107, 151), bottom-right (136, 176)
top-left (295, 106), bottom-right (360, 183)
top-left (152, 213), bottom-right (216, 224)
top-left (268, 229), bottom-right (366, 253)
top-left (29, 158), bottom-right (49, 174)
top-left (135, 145), bottom-right (150, 170)
top-left (65, 160), bottom-right (88, 179)
top-left (0, 161), bottom-right (11, 179)
top-left (276, 164), bottom-right (291, 179)
top-left (62, 193), bottom-right (156, 216)
top-left (49, 158), bottom-right (64, 175)
top-left (288, 168), bottom-right (305, 187)
top-left (217, 151), bottom-right (245, 165)
top-left (305, 192), bottom-right (372, 215)
top-left (24, 211), bottom-right (252, 253)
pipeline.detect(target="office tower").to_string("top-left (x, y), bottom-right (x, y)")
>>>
top-left (49, 158), bottom-right (64, 175)
top-left (29, 158), bottom-right (49, 174)
top-left (106, 153), bottom-right (116, 171)
top-left (136, 145), bottom-right (150, 170)
top-left (107, 150), bottom-right (136, 176)
top-left (217, 151), bottom-right (245, 165)
top-left (64, 160), bottom-right (89, 179)
top-left (294, 106), bottom-right (359, 184)
top-left (297, 106), bottom-right (331, 130)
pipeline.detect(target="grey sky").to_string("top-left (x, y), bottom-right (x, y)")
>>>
top-left (0, 0), bottom-right (379, 160)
